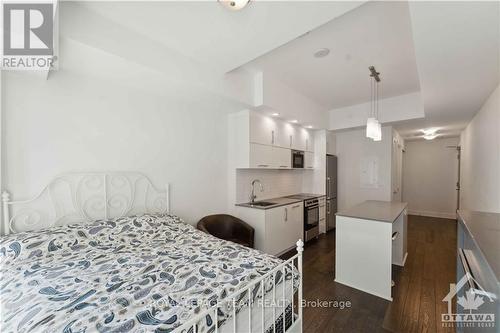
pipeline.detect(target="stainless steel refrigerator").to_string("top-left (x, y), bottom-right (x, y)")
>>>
top-left (326, 155), bottom-right (337, 231)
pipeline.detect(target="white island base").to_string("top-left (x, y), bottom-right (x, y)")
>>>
top-left (335, 200), bottom-right (408, 301)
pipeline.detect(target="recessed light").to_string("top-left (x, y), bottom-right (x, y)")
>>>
top-left (271, 113), bottom-right (280, 117)
top-left (313, 48), bottom-right (330, 58)
top-left (218, 0), bottom-right (250, 10)
top-left (291, 119), bottom-right (298, 123)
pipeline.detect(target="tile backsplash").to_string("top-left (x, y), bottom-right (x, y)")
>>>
top-left (236, 169), bottom-right (304, 203)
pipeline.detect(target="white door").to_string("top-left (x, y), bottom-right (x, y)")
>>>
top-left (249, 143), bottom-right (273, 168)
top-left (288, 203), bottom-right (304, 244)
top-left (249, 112), bottom-right (276, 146)
top-left (294, 128), bottom-right (307, 151)
top-left (265, 207), bottom-right (287, 255)
top-left (274, 146), bottom-right (291, 169)
top-left (276, 121), bottom-right (295, 149)
top-left (304, 151), bottom-right (314, 169)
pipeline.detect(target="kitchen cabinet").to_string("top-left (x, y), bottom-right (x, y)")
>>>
top-left (229, 110), bottom-right (314, 169)
top-left (249, 111), bottom-right (276, 146)
top-left (249, 144), bottom-right (291, 169)
top-left (304, 151), bottom-right (314, 169)
top-left (319, 196), bottom-right (326, 233)
top-left (235, 202), bottom-right (303, 256)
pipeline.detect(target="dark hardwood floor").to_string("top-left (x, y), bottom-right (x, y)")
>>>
top-left (283, 215), bottom-right (457, 333)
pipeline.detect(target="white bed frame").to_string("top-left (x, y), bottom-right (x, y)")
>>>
top-left (1, 172), bottom-right (304, 333)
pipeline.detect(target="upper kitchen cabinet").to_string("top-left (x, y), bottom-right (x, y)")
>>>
top-left (276, 119), bottom-right (314, 152)
top-left (228, 110), bottom-right (314, 169)
top-left (249, 111), bottom-right (276, 146)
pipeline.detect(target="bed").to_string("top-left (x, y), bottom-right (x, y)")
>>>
top-left (0, 173), bottom-right (303, 333)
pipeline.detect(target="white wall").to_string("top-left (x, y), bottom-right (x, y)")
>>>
top-left (460, 84), bottom-right (500, 213)
top-left (402, 137), bottom-right (459, 219)
top-left (335, 126), bottom-right (393, 211)
top-left (329, 92), bottom-right (425, 131)
top-left (2, 70), bottom-right (238, 226)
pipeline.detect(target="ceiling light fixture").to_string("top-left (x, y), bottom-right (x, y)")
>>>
top-left (313, 48), bottom-right (330, 58)
top-left (218, 0), bottom-right (250, 11)
top-left (366, 66), bottom-right (382, 141)
top-left (421, 128), bottom-right (439, 135)
top-left (291, 119), bottom-right (298, 124)
top-left (423, 134), bottom-right (438, 140)
top-left (306, 125), bottom-right (313, 129)
top-left (271, 112), bottom-right (280, 117)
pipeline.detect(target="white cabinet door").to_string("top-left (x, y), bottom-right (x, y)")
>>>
top-left (276, 122), bottom-right (295, 149)
top-left (265, 206), bottom-right (287, 256)
top-left (288, 202), bottom-right (304, 245)
top-left (293, 128), bottom-right (307, 151)
top-left (304, 151), bottom-right (314, 169)
top-left (249, 112), bottom-right (276, 146)
top-left (265, 203), bottom-right (303, 256)
top-left (249, 143), bottom-right (273, 168)
top-left (305, 130), bottom-right (314, 152)
top-left (274, 146), bottom-right (291, 169)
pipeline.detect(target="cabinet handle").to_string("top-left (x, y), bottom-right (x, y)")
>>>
top-left (279, 165), bottom-right (288, 168)
top-left (284, 208), bottom-right (288, 221)
top-left (272, 131), bottom-right (275, 145)
top-left (258, 164), bottom-right (269, 167)
top-left (289, 135), bottom-right (292, 148)
top-left (327, 201), bottom-right (331, 214)
top-left (292, 204), bottom-right (300, 208)
top-left (306, 139), bottom-right (308, 151)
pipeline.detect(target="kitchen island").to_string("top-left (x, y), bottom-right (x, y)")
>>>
top-left (335, 200), bottom-right (408, 301)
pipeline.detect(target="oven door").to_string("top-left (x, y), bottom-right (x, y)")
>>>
top-left (305, 205), bottom-right (319, 228)
top-left (292, 151), bottom-right (304, 168)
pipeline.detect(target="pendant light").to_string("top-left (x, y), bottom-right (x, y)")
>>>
top-left (366, 66), bottom-right (382, 141)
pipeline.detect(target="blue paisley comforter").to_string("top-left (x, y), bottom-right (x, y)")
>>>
top-left (0, 214), bottom-right (298, 333)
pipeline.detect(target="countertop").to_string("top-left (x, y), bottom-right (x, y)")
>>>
top-left (336, 200), bottom-right (408, 223)
top-left (457, 210), bottom-right (500, 281)
top-left (235, 193), bottom-right (324, 210)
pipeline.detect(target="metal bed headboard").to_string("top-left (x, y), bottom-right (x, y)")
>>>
top-left (1, 172), bottom-right (170, 235)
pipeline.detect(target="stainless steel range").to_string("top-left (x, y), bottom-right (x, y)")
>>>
top-left (285, 194), bottom-right (320, 242)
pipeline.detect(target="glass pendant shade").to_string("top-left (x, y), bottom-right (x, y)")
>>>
top-left (366, 117), bottom-right (379, 140)
top-left (373, 121), bottom-right (382, 141)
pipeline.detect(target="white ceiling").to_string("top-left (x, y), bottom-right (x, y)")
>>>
top-left (57, 1), bottom-right (499, 140)
top-left (76, 1), bottom-right (363, 74)
top-left (396, 1), bottom-right (500, 139)
top-left (243, 1), bottom-right (421, 110)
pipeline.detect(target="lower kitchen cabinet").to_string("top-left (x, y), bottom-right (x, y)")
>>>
top-left (235, 202), bottom-right (303, 256)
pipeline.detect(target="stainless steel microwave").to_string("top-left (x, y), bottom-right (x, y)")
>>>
top-left (292, 150), bottom-right (304, 168)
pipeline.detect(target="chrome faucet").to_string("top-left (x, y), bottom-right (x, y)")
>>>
top-left (250, 179), bottom-right (264, 203)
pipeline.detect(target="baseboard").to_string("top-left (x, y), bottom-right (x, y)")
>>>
top-left (407, 210), bottom-right (456, 220)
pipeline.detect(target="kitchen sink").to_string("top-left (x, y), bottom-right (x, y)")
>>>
top-left (249, 201), bottom-right (276, 207)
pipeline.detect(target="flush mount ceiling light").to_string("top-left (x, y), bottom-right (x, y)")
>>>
top-left (423, 134), bottom-right (438, 140)
top-left (271, 112), bottom-right (280, 117)
top-left (421, 128), bottom-right (439, 140)
top-left (290, 119), bottom-right (299, 123)
top-left (366, 66), bottom-right (382, 141)
top-left (218, 0), bottom-right (250, 11)
top-left (313, 48), bottom-right (330, 58)
top-left (306, 125), bottom-right (313, 129)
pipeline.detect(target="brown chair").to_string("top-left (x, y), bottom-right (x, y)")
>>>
top-left (197, 214), bottom-right (255, 248)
